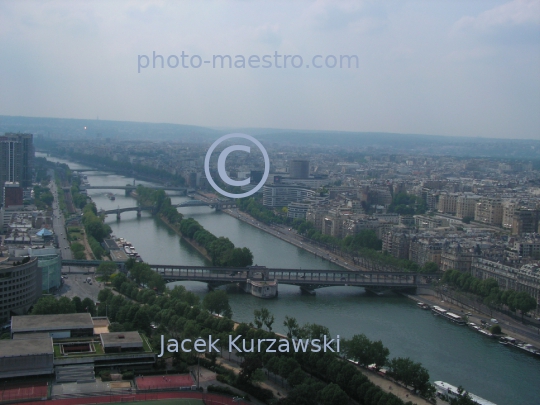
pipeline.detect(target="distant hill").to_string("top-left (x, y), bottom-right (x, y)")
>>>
top-left (0, 115), bottom-right (219, 142)
top-left (1, 115), bottom-right (538, 158)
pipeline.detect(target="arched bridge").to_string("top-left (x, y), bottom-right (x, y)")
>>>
top-left (82, 185), bottom-right (188, 197)
top-left (99, 199), bottom-right (237, 219)
top-left (84, 185), bottom-right (188, 192)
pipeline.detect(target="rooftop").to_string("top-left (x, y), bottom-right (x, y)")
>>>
top-left (101, 331), bottom-right (143, 347)
top-left (11, 313), bottom-right (94, 332)
top-left (0, 337), bottom-right (53, 357)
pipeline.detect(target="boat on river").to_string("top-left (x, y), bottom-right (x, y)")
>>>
top-left (499, 336), bottom-right (540, 358)
top-left (431, 306), bottom-right (466, 325)
top-left (467, 322), bottom-right (495, 338)
top-left (417, 302), bottom-right (430, 310)
top-left (433, 381), bottom-right (497, 405)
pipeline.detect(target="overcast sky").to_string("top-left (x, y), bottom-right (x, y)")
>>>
top-left (0, 0), bottom-right (539, 139)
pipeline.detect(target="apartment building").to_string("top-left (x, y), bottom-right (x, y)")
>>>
top-left (475, 198), bottom-right (503, 226)
top-left (512, 209), bottom-right (540, 236)
top-left (437, 193), bottom-right (458, 214)
top-left (456, 195), bottom-right (480, 219)
top-left (262, 184), bottom-right (315, 207)
top-left (471, 258), bottom-right (540, 307)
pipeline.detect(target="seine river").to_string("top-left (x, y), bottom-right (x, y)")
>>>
top-left (41, 154), bottom-right (540, 405)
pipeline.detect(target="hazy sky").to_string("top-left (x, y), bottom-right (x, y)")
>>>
top-left (0, 0), bottom-right (539, 139)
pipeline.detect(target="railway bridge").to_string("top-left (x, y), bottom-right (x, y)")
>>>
top-left (61, 260), bottom-right (426, 296)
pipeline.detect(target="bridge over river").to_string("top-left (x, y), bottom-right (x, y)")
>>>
top-left (61, 260), bottom-right (427, 296)
top-left (98, 199), bottom-right (237, 219)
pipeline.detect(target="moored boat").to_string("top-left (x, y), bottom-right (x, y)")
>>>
top-left (417, 302), bottom-right (430, 310)
top-left (431, 305), bottom-right (465, 325)
top-left (433, 381), bottom-right (497, 405)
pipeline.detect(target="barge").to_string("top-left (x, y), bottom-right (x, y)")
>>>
top-left (433, 381), bottom-right (496, 405)
top-left (431, 305), bottom-right (466, 325)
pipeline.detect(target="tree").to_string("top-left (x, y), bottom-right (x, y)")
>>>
top-left (238, 356), bottom-right (263, 383)
top-left (203, 290), bottom-right (232, 317)
top-left (72, 296), bottom-right (83, 312)
top-left (342, 334), bottom-right (389, 368)
top-left (57, 296), bottom-right (76, 314)
top-left (318, 383), bottom-right (349, 405)
top-left (97, 261), bottom-right (117, 281)
top-left (283, 316), bottom-right (300, 339)
top-left (253, 308), bottom-right (274, 331)
top-left (421, 262), bottom-right (439, 273)
top-left (513, 291), bottom-right (537, 319)
top-left (81, 298), bottom-right (96, 316)
top-left (387, 357), bottom-right (433, 397)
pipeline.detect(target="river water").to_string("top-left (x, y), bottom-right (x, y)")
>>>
top-left (41, 154), bottom-right (540, 405)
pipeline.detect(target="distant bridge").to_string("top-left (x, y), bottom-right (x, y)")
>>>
top-left (61, 260), bottom-right (426, 295)
top-left (99, 199), bottom-right (236, 219)
top-left (82, 185), bottom-right (188, 196)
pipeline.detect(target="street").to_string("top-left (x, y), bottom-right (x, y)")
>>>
top-left (48, 170), bottom-right (73, 260)
top-left (59, 272), bottom-right (103, 303)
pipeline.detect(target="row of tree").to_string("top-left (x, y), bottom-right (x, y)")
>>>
top-left (33, 185), bottom-right (54, 210)
top-left (66, 151), bottom-right (186, 186)
top-left (442, 269), bottom-right (537, 318)
top-left (236, 197), bottom-right (437, 273)
top-left (31, 295), bottom-right (96, 316)
top-left (135, 186), bottom-right (254, 267)
top-left (81, 203), bottom-right (112, 259)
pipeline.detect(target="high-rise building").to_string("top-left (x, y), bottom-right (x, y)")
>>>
top-left (0, 133), bottom-right (34, 206)
top-left (289, 159), bottom-right (310, 179)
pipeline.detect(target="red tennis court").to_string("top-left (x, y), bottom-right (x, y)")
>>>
top-left (135, 375), bottom-right (194, 390)
top-left (0, 382), bottom-right (48, 402)
top-left (16, 391), bottom-right (243, 405)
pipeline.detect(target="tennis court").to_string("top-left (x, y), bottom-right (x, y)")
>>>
top-left (0, 382), bottom-right (48, 402)
top-left (135, 375), bottom-right (194, 391)
top-left (114, 400), bottom-right (203, 405)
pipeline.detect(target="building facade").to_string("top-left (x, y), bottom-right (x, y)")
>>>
top-left (0, 257), bottom-right (42, 324)
top-left (0, 133), bottom-right (34, 206)
top-left (262, 184), bottom-right (315, 207)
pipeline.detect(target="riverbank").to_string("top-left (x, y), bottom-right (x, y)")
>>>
top-left (404, 289), bottom-right (540, 346)
top-left (221, 207), bottom-right (354, 271)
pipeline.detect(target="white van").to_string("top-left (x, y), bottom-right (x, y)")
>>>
top-left (491, 318), bottom-right (498, 324)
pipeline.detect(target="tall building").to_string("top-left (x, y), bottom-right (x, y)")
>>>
top-left (0, 257), bottom-right (42, 324)
top-left (289, 159), bottom-right (310, 179)
top-left (0, 133), bottom-right (34, 206)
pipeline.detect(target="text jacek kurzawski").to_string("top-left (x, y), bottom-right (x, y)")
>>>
top-left (158, 334), bottom-right (340, 357)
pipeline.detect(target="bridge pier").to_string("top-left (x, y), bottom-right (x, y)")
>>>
top-left (300, 286), bottom-right (316, 295)
top-left (137, 208), bottom-right (141, 218)
top-left (116, 211), bottom-right (121, 220)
